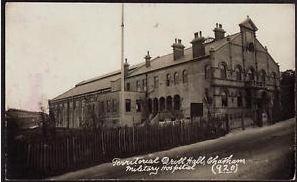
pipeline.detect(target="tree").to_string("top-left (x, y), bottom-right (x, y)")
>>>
top-left (280, 69), bottom-right (295, 120)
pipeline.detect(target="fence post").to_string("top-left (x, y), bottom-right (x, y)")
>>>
top-left (101, 130), bottom-right (105, 160)
top-left (26, 143), bottom-right (31, 168)
top-left (241, 112), bottom-right (245, 130)
top-left (226, 114), bottom-right (230, 133)
top-left (132, 125), bottom-right (135, 153)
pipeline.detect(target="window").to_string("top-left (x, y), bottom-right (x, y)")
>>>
top-left (142, 79), bottom-right (147, 91)
top-left (182, 70), bottom-right (188, 83)
top-left (159, 97), bottom-right (165, 112)
top-left (247, 42), bottom-right (255, 52)
top-left (166, 96), bottom-right (173, 111)
top-left (136, 99), bottom-right (142, 112)
top-left (107, 100), bottom-right (111, 112)
top-left (219, 62), bottom-right (227, 79)
top-left (101, 101), bottom-right (105, 113)
top-left (247, 68), bottom-right (255, 81)
top-left (154, 76), bottom-right (159, 88)
top-left (246, 90), bottom-right (251, 108)
top-left (174, 72), bottom-right (179, 84)
top-left (126, 82), bottom-right (130, 91)
top-left (235, 65), bottom-right (242, 81)
top-left (148, 99), bottom-right (152, 113)
top-left (221, 91), bottom-right (228, 107)
top-left (136, 80), bottom-right (141, 91)
top-left (260, 70), bottom-right (266, 84)
top-left (174, 95), bottom-right (181, 110)
top-left (166, 74), bottom-right (171, 86)
top-left (237, 92), bottom-right (243, 107)
top-left (272, 72), bottom-right (277, 85)
top-left (153, 98), bottom-right (159, 113)
top-left (112, 99), bottom-right (116, 112)
top-left (125, 99), bottom-right (131, 112)
top-left (205, 65), bottom-right (211, 79)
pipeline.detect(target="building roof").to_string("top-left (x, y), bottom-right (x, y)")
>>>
top-left (128, 33), bottom-right (240, 77)
top-left (51, 32), bottom-right (240, 102)
top-left (52, 73), bottom-right (120, 101)
top-left (6, 109), bottom-right (47, 130)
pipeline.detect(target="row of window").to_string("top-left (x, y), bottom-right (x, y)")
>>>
top-left (221, 91), bottom-right (243, 107)
top-left (52, 98), bottom-right (118, 115)
top-left (205, 63), bottom-right (277, 83)
top-left (125, 99), bottom-right (142, 112)
top-left (166, 70), bottom-right (188, 86)
top-left (147, 95), bottom-right (181, 113)
top-left (126, 70), bottom-right (189, 91)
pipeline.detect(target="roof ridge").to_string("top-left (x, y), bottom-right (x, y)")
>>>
top-left (208, 32), bottom-right (241, 51)
top-left (128, 47), bottom-right (192, 74)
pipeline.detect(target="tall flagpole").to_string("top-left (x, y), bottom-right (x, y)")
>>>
top-left (120, 3), bottom-right (125, 125)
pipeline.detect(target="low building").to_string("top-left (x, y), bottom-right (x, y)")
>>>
top-left (6, 109), bottom-right (47, 130)
top-left (49, 17), bottom-right (281, 128)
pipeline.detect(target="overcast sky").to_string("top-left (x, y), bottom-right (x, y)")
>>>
top-left (5, 3), bottom-right (295, 111)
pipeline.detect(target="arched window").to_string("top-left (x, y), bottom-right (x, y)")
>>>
top-left (271, 72), bottom-right (277, 85)
top-left (148, 99), bottom-right (152, 114)
top-left (174, 72), bottom-right (179, 84)
top-left (136, 80), bottom-right (141, 91)
top-left (112, 99), bottom-right (116, 112)
top-left (154, 76), bottom-right (159, 88)
top-left (125, 99), bottom-right (131, 112)
top-left (136, 99), bottom-right (142, 112)
top-left (153, 98), bottom-right (158, 113)
top-left (166, 96), bottom-right (173, 111)
top-left (182, 70), bottom-right (188, 83)
top-left (159, 97), bottom-right (165, 112)
top-left (205, 65), bottom-right (211, 79)
top-left (173, 95), bottom-right (181, 110)
top-left (166, 74), bottom-right (171, 86)
top-left (247, 67), bottom-right (255, 81)
top-left (247, 42), bottom-right (255, 52)
top-left (260, 70), bottom-right (266, 84)
top-left (107, 100), bottom-right (111, 112)
top-left (219, 62), bottom-right (227, 79)
top-left (221, 90), bottom-right (228, 107)
top-left (235, 65), bottom-right (242, 81)
top-left (237, 91), bottom-right (243, 107)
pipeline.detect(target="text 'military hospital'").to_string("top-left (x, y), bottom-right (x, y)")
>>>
top-left (49, 17), bottom-right (280, 128)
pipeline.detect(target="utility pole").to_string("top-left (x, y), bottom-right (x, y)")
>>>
top-left (120, 3), bottom-right (125, 125)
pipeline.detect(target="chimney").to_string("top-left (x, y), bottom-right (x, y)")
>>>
top-left (124, 58), bottom-right (129, 77)
top-left (209, 47), bottom-right (215, 60)
top-left (171, 38), bottom-right (185, 60)
top-left (190, 31), bottom-right (205, 58)
top-left (226, 35), bottom-right (230, 41)
top-left (144, 51), bottom-right (151, 67)
top-left (213, 23), bottom-right (226, 40)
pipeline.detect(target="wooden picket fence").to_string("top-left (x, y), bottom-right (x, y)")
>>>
top-left (10, 116), bottom-right (228, 179)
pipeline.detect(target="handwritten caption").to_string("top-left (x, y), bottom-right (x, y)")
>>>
top-left (112, 155), bottom-right (245, 175)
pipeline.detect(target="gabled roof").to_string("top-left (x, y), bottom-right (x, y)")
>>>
top-left (129, 33), bottom-right (240, 77)
top-left (239, 16), bottom-right (258, 31)
top-left (51, 32), bottom-right (241, 102)
top-left (51, 64), bottom-right (142, 101)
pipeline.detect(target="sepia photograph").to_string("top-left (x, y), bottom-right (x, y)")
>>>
top-left (3, 2), bottom-right (296, 181)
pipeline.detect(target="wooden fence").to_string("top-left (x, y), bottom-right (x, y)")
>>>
top-left (9, 116), bottom-right (228, 179)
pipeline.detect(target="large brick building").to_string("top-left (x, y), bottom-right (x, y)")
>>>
top-left (49, 17), bottom-right (280, 128)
